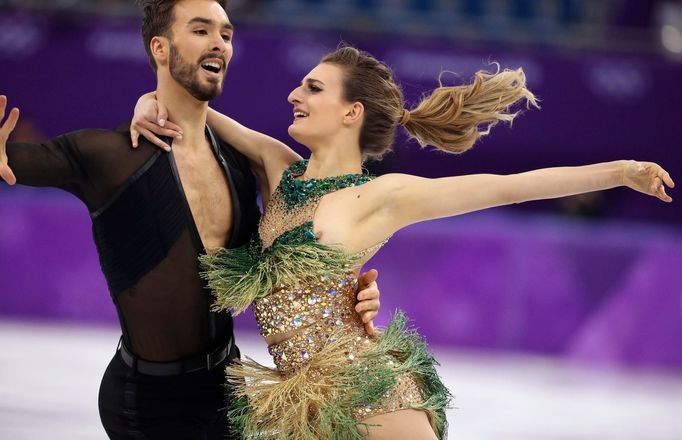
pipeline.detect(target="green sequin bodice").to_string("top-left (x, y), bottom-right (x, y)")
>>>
top-left (258, 160), bottom-right (374, 250)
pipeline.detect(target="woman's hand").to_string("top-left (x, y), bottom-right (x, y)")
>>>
top-left (622, 160), bottom-right (675, 202)
top-left (130, 92), bottom-right (184, 151)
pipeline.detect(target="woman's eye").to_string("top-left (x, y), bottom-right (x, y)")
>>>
top-left (194, 29), bottom-right (207, 35)
top-left (308, 85), bottom-right (321, 92)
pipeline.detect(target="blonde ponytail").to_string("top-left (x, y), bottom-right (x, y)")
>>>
top-left (403, 66), bottom-right (538, 154)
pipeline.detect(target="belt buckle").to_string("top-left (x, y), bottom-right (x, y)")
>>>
top-left (206, 340), bottom-right (230, 370)
top-left (206, 347), bottom-right (222, 370)
top-left (206, 352), bottom-right (215, 370)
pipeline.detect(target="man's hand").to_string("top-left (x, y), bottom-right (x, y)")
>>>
top-left (130, 92), bottom-right (183, 151)
top-left (356, 269), bottom-right (380, 336)
top-left (0, 96), bottom-right (19, 185)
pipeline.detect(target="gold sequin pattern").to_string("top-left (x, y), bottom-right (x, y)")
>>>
top-left (253, 274), bottom-right (359, 339)
top-left (267, 317), bottom-right (368, 377)
top-left (355, 372), bottom-right (424, 420)
top-left (254, 269), bottom-right (426, 415)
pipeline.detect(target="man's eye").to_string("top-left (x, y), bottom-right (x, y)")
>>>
top-left (194, 29), bottom-right (207, 35)
top-left (222, 34), bottom-right (231, 41)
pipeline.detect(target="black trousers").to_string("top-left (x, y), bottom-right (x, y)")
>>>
top-left (98, 345), bottom-right (242, 440)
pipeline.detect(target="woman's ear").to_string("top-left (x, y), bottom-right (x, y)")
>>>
top-left (344, 102), bottom-right (365, 125)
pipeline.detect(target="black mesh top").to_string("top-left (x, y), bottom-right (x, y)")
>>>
top-left (5, 126), bottom-right (260, 362)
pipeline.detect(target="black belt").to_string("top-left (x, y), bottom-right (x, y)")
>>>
top-left (118, 338), bottom-right (232, 376)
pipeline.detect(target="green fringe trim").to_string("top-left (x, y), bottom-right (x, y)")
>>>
top-left (200, 236), bottom-right (358, 315)
top-left (322, 310), bottom-right (451, 439)
top-left (227, 310), bottom-right (452, 439)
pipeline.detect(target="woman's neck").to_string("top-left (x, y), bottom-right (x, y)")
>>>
top-left (304, 139), bottom-right (363, 179)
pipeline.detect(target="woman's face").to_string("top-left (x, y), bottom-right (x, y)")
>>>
top-left (287, 63), bottom-right (351, 147)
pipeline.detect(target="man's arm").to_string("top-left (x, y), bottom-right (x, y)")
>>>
top-left (0, 96), bottom-right (132, 204)
top-left (1, 96), bottom-right (89, 194)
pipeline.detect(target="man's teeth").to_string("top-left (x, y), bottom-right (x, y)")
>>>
top-left (202, 62), bottom-right (221, 72)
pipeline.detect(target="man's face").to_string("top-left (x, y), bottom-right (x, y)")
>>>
top-left (167, 0), bottom-right (233, 101)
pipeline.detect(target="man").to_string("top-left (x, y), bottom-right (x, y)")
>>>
top-left (0, 0), bottom-right (380, 438)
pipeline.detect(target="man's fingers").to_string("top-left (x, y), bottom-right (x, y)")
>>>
top-left (359, 269), bottom-right (379, 288)
top-left (0, 107), bottom-right (20, 143)
top-left (0, 163), bottom-right (17, 185)
top-left (356, 300), bottom-right (380, 314)
top-left (0, 95), bottom-right (6, 120)
top-left (3, 107), bottom-right (20, 134)
top-left (364, 320), bottom-right (376, 336)
top-left (357, 285), bottom-right (379, 301)
top-left (361, 310), bottom-right (378, 323)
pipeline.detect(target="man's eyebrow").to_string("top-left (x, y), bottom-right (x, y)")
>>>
top-left (187, 17), bottom-right (234, 30)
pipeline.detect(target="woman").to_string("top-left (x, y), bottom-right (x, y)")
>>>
top-left (132, 46), bottom-right (674, 439)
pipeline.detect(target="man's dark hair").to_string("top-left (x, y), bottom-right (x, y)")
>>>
top-left (138, 0), bottom-right (228, 71)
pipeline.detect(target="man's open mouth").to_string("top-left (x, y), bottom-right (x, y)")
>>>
top-left (201, 62), bottom-right (222, 73)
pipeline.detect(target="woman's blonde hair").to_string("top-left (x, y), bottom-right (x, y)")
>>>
top-left (321, 46), bottom-right (538, 159)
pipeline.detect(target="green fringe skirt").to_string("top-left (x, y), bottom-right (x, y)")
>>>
top-left (226, 311), bottom-right (452, 439)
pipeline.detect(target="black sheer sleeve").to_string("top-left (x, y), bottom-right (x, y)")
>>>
top-left (5, 129), bottom-right (160, 211)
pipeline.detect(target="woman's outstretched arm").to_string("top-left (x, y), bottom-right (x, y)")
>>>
top-left (359, 160), bottom-right (673, 239)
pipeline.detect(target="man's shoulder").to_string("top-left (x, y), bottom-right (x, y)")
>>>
top-left (61, 127), bottom-right (158, 158)
top-left (62, 127), bottom-right (128, 143)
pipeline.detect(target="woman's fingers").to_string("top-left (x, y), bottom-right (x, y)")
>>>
top-left (131, 127), bottom-right (141, 148)
top-left (162, 120), bottom-right (184, 134)
top-left (660, 168), bottom-right (675, 189)
top-left (657, 182), bottom-right (672, 202)
top-left (139, 128), bottom-right (171, 152)
top-left (139, 119), bottom-right (183, 139)
top-left (651, 176), bottom-right (662, 195)
top-left (133, 119), bottom-right (182, 139)
top-left (131, 119), bottom-right (181, 150)
top-left (156, 100), bottom-right (168, 127)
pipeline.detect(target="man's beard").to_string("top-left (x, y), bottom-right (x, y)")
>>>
top-left (168, 43), bottom-right (224, 101)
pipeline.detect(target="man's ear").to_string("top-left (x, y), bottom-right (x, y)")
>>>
top-left (343, 102), bottom-right (364, 125)
top-left (150, 36), bottom-right (170, 67)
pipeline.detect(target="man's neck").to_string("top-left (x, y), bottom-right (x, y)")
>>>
top-left (156, 76), bottom-right (210, 151)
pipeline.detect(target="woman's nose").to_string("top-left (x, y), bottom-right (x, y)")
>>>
top-left (288, 86), bottom-right (302, 104)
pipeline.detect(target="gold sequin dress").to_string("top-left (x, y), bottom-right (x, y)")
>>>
top-left (201, 160), bottom-right (450, 439)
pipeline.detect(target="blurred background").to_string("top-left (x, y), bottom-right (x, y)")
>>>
top-left (1, 0), bottom-right (681, 439)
